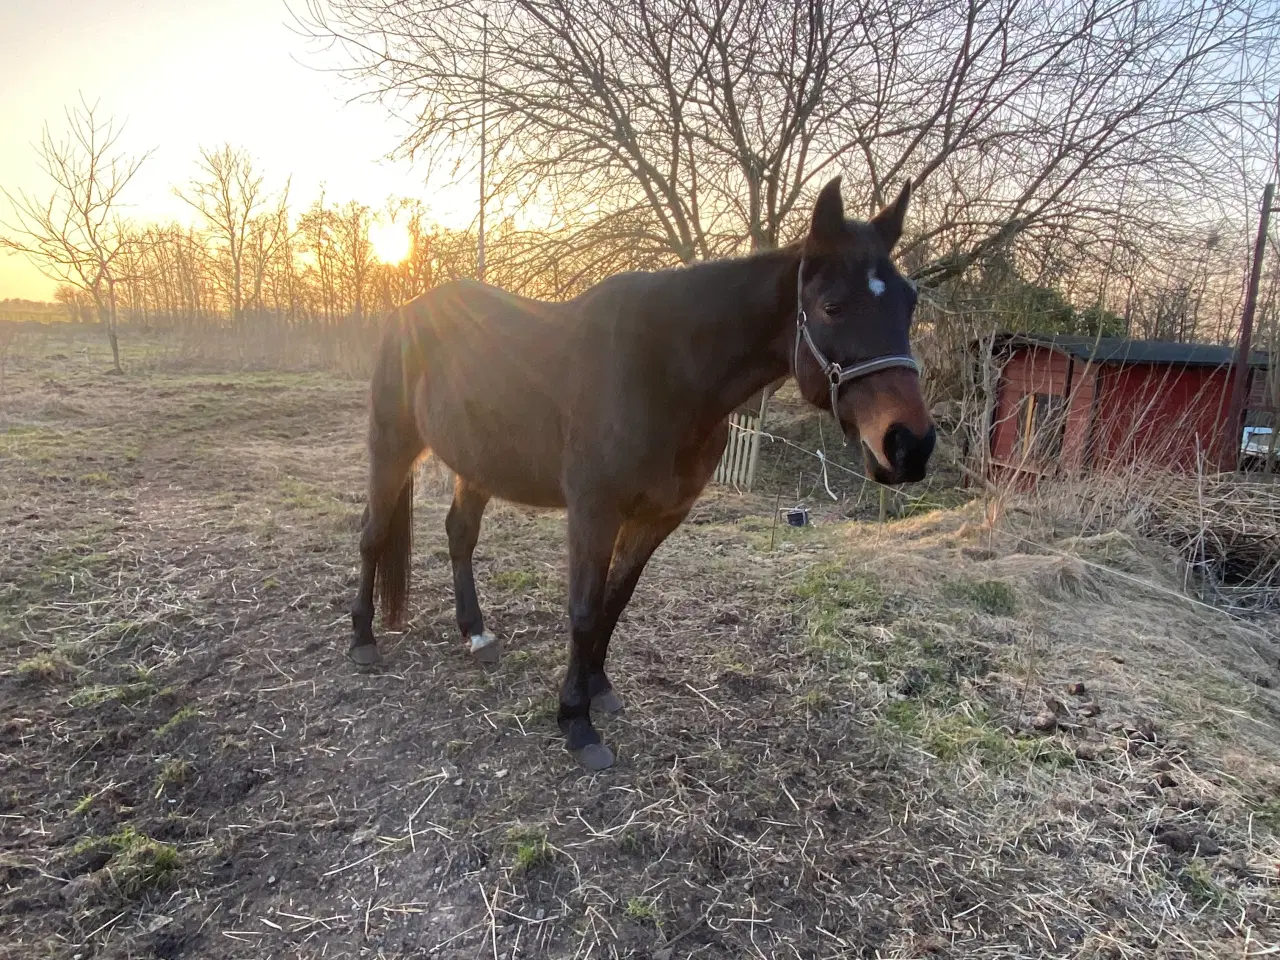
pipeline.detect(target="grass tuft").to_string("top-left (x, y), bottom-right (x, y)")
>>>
top-left (76, 825), bottom-right (181, 896)
top-left (624, 896), bottom-right (660, 924)
top-left (504, 825), bottom-right (552, 873)
top-left (154, 706), bottom-right (199, 738)
top-left (943, 577), bottom-right (1018, 616)
top-left (17, 651), bottom-right (80, 684)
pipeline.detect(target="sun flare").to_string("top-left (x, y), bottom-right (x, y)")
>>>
top-left (370, 220), bottom-right (412, 263)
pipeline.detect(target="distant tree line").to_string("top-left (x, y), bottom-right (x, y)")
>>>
top-left (7, 0), bottom-right (1280, 389)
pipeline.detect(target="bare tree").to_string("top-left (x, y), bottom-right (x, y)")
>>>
top-left (300, 0), bottom-right (1277, 290)
top-left (0, 97), bottom-right (152, 372)
top-left (243, 187), bottom-right (294, 321)
top-left (176, 145), bottom-right (273, 326)
top-left (332, 200), bottom-right (375, 322)
top-left (54, 284), bottom-right (94, 323)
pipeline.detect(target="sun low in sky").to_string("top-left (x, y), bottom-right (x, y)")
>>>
top-left (0, 0), bottom-right (475, 300)
top-left (369, 218), bottom-right (414, 264)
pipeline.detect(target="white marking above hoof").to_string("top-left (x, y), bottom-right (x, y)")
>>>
top-left (470, 632), bottom-right (497, 653)
top-left (469, 632), bottom-right (500, 663)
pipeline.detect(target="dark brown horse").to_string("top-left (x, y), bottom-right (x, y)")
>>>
top-left (350, 176), bottom-right (935, 769)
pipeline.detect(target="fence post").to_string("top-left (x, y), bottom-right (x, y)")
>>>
top-left (744, 389), bottom-right (770, 492)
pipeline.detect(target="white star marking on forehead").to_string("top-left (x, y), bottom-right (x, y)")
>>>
top-left (867, 270), bottom-right (886, 297)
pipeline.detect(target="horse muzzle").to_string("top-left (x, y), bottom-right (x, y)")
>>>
top-left (865, 422), bottom-right (935, 485)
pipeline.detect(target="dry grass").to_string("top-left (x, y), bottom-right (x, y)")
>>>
top-left (1142, 474), bottom-right (1280, 609)
top-left (0, 325), bottom-right (1278, 959)
top-left (983, 459), bottom-right (1280, 617)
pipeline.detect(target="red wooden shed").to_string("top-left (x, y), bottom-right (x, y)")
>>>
top-left (975, 333), bottom-right (1270, 481)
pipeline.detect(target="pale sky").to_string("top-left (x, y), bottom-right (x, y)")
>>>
top-left (0, 0), bottom-right (476, 300)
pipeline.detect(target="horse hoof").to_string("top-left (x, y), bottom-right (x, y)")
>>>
top-left (591, 689), bottom-right (625, 714)
top-left (348, 643), bottom-right (381, 668)
top-left (469, 633), bottom-right (500, 664)
top-left (573, 743), bottom-right (615, 771)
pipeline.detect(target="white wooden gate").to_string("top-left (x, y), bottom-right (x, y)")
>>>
top-left (714, 391), bottom-right (769, 491)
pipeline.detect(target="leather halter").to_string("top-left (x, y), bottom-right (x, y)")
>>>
top-left (793, 261), bottom-right (920, 433)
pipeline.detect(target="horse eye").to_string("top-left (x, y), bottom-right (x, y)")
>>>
top-left (823, 301), bottom-right (843, 317)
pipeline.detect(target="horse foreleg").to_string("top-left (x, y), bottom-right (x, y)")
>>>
top-left (559, 500), bottom-right (621, 771)
top-left (587, 512), bottom-right (687, 715)
top-left (446, 477), bottom-right (495, 662)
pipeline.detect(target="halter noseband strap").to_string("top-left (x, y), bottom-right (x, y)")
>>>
top-left (793, 261), bottom-right (920, 436)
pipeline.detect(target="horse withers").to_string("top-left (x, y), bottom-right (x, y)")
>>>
top-left (349, 176), bottom-right (934, 770)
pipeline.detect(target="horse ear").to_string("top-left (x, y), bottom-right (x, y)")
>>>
top-left (810, 176), bottom-right (845, 242)
top-left (871, 179), bottom-right (912, 250)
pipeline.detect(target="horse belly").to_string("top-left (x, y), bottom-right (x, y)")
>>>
top-left (415, 382), bottom-right (567, 508)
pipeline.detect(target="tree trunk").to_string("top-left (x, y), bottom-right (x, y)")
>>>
top-left (105, 282), bottom-right (122, 374)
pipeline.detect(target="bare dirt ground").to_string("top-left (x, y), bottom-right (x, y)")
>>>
top-left (2, 325), bottom-right (1279, 959)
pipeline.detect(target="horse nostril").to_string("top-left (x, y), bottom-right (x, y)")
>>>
top-left (882, 424), bottom-right (910, 469)
top-left (883, 423), bottom-right (936, 480)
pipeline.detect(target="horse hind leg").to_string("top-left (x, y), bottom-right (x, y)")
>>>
top-left (445, 477), bottom-right (496, 663)
top-left (350, 432), bottom-right (424, 667)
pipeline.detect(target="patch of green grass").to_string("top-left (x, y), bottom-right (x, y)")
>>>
top-left (925, 710), bottom-right (1020, 765)
top-left (76, 825), bottom-right (181, 895)
top-left (883, 698), bottom-right (924, 735)
top-left (1177, 858), bottom-right (1229, 909)
top-left (77, 471), bottom-right (116, 486)
top-left (1251, 798), bottom-right (1280, 833)
top-left (154, 706), bottom-right (199, 738)
top-left (17, 650), bottom-right (80, 684)
top-left (71, 835), bottom-right (102, 858)
top-left (491, 569), bottom-right (541, 594)
top-left (0, 424), bottom-right (62, 461)
top-left (70, 665), bottom-right (161, 707)
top-left (618, 829), bottom-right (641, 855)
top-left (794, 564), bottom-right (890, 670)
top-left (504, 825), bottom-right (552, 873)
top-left (794, 563), bottom-right (884, 612)
top-left (881, 699), bottom-right (1053, 769)
top-left (943, 578), bottom-right (1018, 616)
top-left (624, 896), bottom-right (660, 924)
top-left (36, 544), bottom-right (115, 587)
top-left (71, 792), bottom-right (97, 816)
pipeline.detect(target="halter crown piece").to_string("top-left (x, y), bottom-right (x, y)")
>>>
top-left (793, 261), bottom-right (920, 444)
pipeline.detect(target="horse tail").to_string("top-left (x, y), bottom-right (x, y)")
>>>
top-left (368, 306), bottom-right (426, 630)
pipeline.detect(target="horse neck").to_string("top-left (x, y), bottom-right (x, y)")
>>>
top-left (689, 246), bottom-right (798, 419)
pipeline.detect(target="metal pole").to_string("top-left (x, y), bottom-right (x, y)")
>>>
top-left (477, 12), bottom-right (488, 283)
top-left (1224, 181), bottom-right (1273, 471)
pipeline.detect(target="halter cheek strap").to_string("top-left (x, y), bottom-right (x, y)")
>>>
top-left (793, 261), bottom-right (920, 440)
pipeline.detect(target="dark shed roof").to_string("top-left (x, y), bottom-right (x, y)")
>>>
top-left (988, 332), bottom-right (1268, 368)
